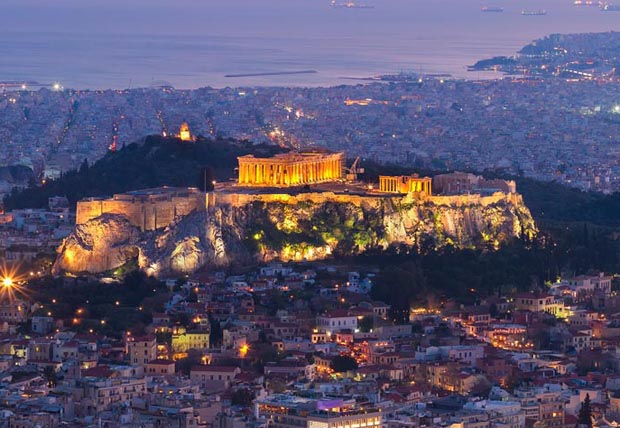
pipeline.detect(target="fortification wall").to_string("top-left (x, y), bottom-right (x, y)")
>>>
top-left (76, 200), bottom-right (104, 225)
top-left (213, 190), bottom-right (520, 209)
top-left (213, 192), bottom-right (385, 208)
top-left (76, 193), bottom-right (205, 231)
top-left (76, 188), bottom-right (520, 232)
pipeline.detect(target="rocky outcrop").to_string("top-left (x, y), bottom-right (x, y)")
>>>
top-left (53, 192), bottom-right (537, 276)
top-left (54, 214), bottom-right (142, 274)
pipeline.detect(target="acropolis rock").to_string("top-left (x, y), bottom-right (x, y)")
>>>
top-left (53, 190), bottom-right (537, 277)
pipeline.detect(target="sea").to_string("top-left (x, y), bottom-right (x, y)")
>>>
top-left (2, 0), bottom-right (620, 89)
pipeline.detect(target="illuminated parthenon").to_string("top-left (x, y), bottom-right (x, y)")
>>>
top-left (237, 151), bottom-right (345, 186)
top-left (379, 175), bottom-right (432, 195)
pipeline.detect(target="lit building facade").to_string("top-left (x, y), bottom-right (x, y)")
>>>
top-left (237, 151), bottom-right (344, 187)
top-left (171, 327), bottom-right (210, 356)
top-left (128, 335), bottom-right (157, 367)
top-left (178, 122), bottom-right (193, 141)
top-left (379, 175), bottom-right (432, 195)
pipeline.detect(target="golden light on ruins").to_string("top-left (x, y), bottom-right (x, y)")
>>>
top-left (237, 151), bottom-right (345, 187)
top-left (379, 175), bottom-right (432, 195)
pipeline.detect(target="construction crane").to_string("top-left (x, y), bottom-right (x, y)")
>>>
top-left (344, 157), bottom-right (365, 181)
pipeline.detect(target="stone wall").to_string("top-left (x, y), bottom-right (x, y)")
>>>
top-left (76, 192), bottom-right (206, 231)
top-left (213, 190), bottom-right (522, 210)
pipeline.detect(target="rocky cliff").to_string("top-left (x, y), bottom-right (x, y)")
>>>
top-left (53, 192), bottom-right (537, 276)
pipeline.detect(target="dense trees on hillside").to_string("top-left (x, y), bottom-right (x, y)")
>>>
top-left (3, 135), bottom-right (285, 210)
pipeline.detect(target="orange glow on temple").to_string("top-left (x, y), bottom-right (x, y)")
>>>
top-left (237, 151), bottom-right (345, 187)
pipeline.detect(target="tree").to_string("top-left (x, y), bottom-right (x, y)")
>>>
top-left (79, 158), bottom-right (89, 175)
top-left (578, 393), bottom-right (593, 428)
top-left (42, 366), bottom-right (57, 388)
top-left (358, 316), bottom-right (373, 333)
top-left (175, 349), bottom-right (203, 376)
top-left (209, 316), bottom-right (223, 347)
top-left (330, 355), bottom-right (358, 373)
top-left (231, 388), bottom-right (255, 407)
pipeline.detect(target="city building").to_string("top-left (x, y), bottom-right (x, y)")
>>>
top-left (128, 335), bottom-right (157, 367)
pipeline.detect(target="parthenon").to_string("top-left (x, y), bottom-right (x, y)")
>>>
top-left (379, 175), bottom-right (432, 195)
top-left (237, 151), bottom-right (345, 186)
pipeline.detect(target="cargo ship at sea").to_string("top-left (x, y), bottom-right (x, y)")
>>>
top-left (600, 2), bottom-right (620, 10)
top-left (331, 0), bottom-right (374, 9)
top-left (521, 9), bottom-right (547, 15)
top-left (573, 0), bottom-right (599, 6)
top-left (481, 6), bottom-right (504, 12)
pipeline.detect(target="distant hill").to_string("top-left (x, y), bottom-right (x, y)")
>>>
top-left (3, 135), bottom-right (286, 210)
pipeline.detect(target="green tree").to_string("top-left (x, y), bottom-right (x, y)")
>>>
top-left (578, 393), bottom-right (593, 428)
top-left (175, 349), bottom-right (203, 376)
top-left (231, 388), bottom-right (255, 407)
top-left (358, 316), bottom-right (373, 333)
top-left (330, 355), bottom-right (358, 373)
top-left (42, 366), bottom-right (57, 388)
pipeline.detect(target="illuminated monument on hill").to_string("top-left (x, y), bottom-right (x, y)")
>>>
top-left (61, 148), bottom-right (533, 276)
top-left (178, 122), bottom-right (193, 142)
top-left (74, 150), bottom-right (521, 235)
top-left (237, 151), bottom-right (345, 186)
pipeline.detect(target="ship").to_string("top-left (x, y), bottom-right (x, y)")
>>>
top-left (574, 0), bottom-right (599, 5)
top-left (481, 6), bottom-right (504, 12)
top-left (331, 0), bottom-right (374, 8)
top-left (521, 9), bottom-right (547, 15)
top-left (600, 2), bottom-right (620, 10)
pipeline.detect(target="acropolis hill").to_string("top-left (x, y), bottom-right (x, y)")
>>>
top-left (54, 150), bottom-right (537, 276)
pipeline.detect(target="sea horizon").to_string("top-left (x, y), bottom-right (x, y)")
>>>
top-left (3, 0), bottom-right (620, 90)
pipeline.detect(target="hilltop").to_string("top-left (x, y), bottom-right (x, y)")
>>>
top-left (3, 135), bottom-right (286, 210)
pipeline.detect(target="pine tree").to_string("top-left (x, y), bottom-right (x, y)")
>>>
top-left (79, 158), bottom-right (89, 175)
top-left (578, 393), bottom-right (593, 428)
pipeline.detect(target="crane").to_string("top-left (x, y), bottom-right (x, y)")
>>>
top-left (344, 157), bottom-right (364, 181)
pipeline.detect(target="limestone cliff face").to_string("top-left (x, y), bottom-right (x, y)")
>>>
top-left (53, 192), bottom-right (537, 276)
top-left (54, 214), bottom-right (142, 274)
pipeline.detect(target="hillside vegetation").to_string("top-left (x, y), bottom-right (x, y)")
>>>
top-left (3, 135), bottom-right (285, 210)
